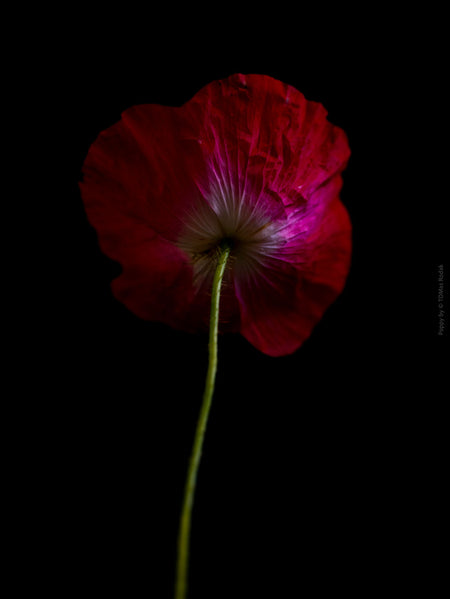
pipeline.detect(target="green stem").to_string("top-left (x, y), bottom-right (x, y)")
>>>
top-left (175, 243), bottom-right (231, 599)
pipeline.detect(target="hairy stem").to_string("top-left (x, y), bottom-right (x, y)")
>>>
top-left (175, 243), bottom-right (231, 599)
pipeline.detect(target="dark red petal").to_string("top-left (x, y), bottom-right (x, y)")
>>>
top-left (235, 197), bottom-right (352, 356)
top-left (184, 74), bottom-right (350, 211)
top-left (110, 234), bottom-right (197, 329)
top-left (80, 104), bottom-right (208, 243)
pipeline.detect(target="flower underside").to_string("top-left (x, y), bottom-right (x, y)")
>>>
top-left (79, 73), bottom-right (352, 356)
top-left (178, 192), bottom-right (285, 286)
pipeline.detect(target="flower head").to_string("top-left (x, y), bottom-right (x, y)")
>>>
top-left (79, 74), bottom-right (351, 356)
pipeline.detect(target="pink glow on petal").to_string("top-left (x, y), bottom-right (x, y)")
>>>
top-left (235, 197), bottom-right (352, 356)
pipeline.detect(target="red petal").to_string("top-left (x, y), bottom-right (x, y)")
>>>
top-left (80, 104), bottom-right (208, 243)
top-left (110, 234), bottom-right (195, 329)
top-left (235, 197), bottom-right (352, 356)
top-left (183, 74), bottom-right (350, 211)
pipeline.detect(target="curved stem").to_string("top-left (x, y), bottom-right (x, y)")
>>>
top-left (175, 244), bottom-right (231, 599)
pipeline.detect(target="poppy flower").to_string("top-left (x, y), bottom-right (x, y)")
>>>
top-left (79, 73), bottom-right (351, 357)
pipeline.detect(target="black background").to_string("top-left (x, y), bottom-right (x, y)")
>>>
top-left (29, 10), bottom-right (446, 598)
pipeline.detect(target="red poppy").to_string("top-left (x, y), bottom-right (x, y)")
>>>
top-left (79, 73), bottom-right (351, 356)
